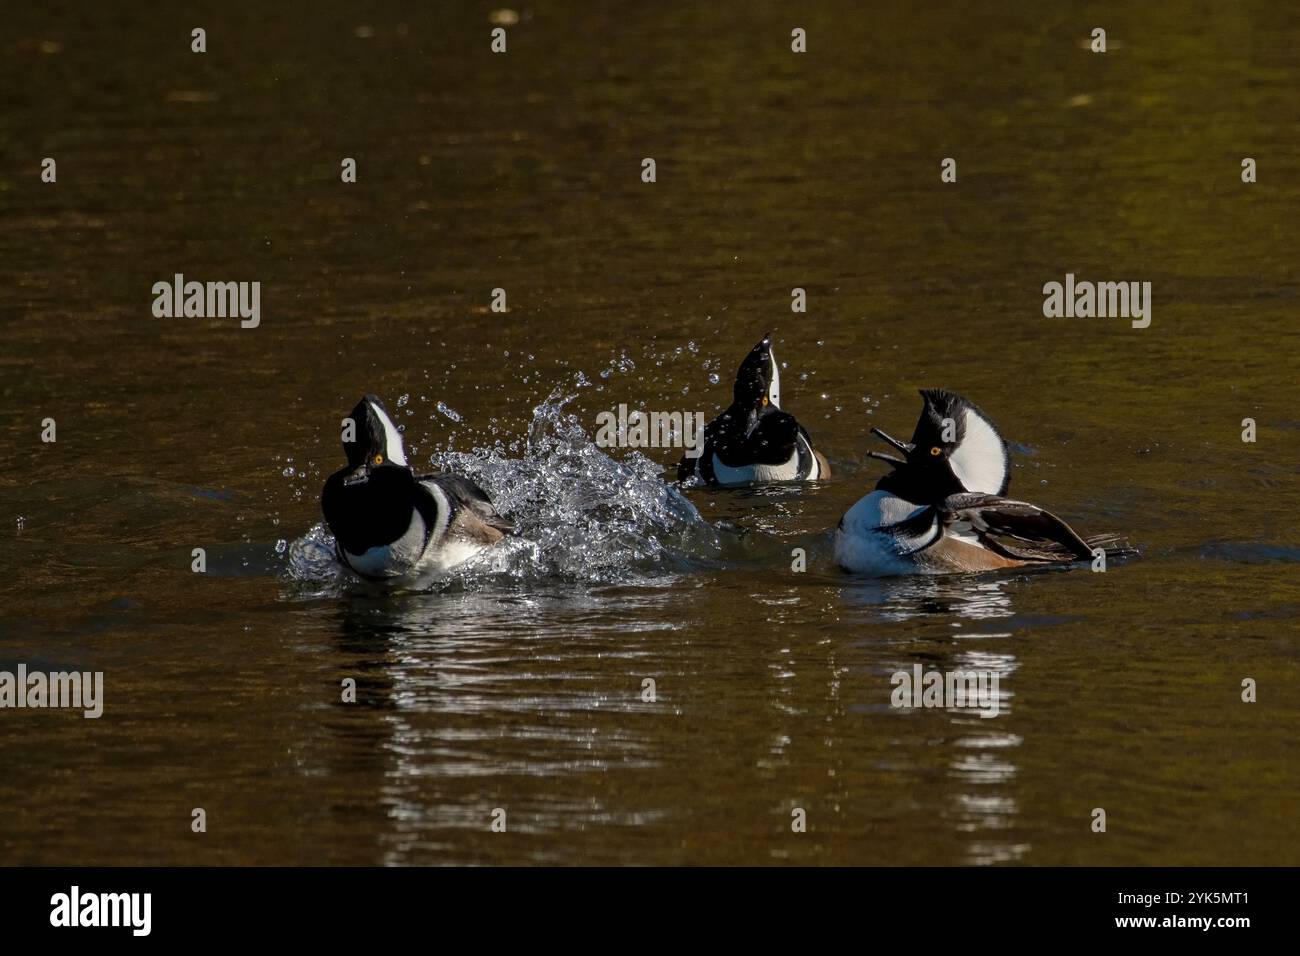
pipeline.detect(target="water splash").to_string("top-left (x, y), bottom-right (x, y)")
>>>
top-left (287, 388), bottom-right (719, 592)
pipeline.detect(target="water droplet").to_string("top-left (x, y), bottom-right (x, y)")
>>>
top-left (16, 516), bottom-right (25, 531)
top-left (275, 539), bottom-right (287, 554)
top-left (708, 373), bottom-right (720, 385)
top-left (436, 401), bottom-right (464, 423)
top-left (396, 393), bottom-right (409, 407)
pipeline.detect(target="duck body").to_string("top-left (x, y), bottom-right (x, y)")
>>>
top-left (692, 405), bottom-right (827, 484)
top-left (833, 489), bottom-right (943, 576)
top-left (322, 468), bottom-right (510, 580)
top-left (834, 389), bottom-right (1130, 576)
top-left (678, 334), bottom-right (830, 486)
top-left (833, 488), bottom-right (1122, 576)
top-left (320, 395), bottom-right (511, 582)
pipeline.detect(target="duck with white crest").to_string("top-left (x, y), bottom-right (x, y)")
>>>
top-left (678, 333), bottom-right (830, 486)
top-left (834, 389), bottom-right (1131, 575)
top-left (320, 395), bottom-right (513, 582)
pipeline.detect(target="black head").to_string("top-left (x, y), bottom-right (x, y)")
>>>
top-left (870, 389), bottom-right (1010, 504)
top-left (732, 334), bottom-right (782, 411)
top-left (340, 394), bottom-right (409, 483)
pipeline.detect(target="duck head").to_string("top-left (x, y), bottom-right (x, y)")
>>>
top-left (871, 389), bottom-right (1010, 503)
top-left (340, 394), bottom-right (409, 485)
top-left (732, 333), bottom-right (782, 436)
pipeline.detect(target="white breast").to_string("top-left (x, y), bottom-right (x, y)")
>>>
top-left (342, 509), bottom-right (428, 578)
top-left (833, 490), bottom-right (938, 576)
top-left (711, 448), bottom-right (801, 485)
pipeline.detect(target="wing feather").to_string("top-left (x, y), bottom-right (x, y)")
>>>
top-left (939, 493), bottom-right (1095, 562)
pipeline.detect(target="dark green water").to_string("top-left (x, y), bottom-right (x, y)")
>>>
top-left (1, 2), bottom-right (1297, 865)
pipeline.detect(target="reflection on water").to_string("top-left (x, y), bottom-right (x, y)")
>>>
top-left (323, 589), bottom-right (682, 865)
top-left (949, 648), bottom-right (1021, 865)
top-left (841, 575), bottom-right (1018, 622)
top-left (2, 1), bottom-right (1299, 865)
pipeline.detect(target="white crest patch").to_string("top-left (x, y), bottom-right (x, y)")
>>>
top-left (948, 408), bottom-right (1007, 494)
top-left (767, 347), bottom-right (781, 409)
top-left (369, 400), bottom-right (408, 466)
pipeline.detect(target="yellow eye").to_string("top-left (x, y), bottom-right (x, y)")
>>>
top-left (930, 446), bottom-right (942, 456)
top-left (761, 396), bottom-right (769, 406)
top-left (373, 454), bottom-right (384, 465)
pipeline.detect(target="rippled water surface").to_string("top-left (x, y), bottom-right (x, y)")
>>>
top-left (1, 2), bottom-right (1298, 865)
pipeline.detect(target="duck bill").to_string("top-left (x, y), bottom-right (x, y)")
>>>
top-left (342, 464), bottom-right (371, 487)
top-left (757, 335), bottom-right (779, 409)
top-left (870, 427), bottom-right (914, 455)
top-left (866, 450), bottom-right (907, 467)
top-left (735, 333), bottom-right (779, 410)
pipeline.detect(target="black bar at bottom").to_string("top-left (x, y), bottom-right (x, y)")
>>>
top-left (0, 866), bottom-right (1279, 942)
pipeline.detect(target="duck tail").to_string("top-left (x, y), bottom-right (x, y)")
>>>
top-left (1083, 532), bottom-right (1138, 558)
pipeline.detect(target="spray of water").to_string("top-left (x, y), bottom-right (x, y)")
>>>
top-left (287, 388), bottom-right (720, 592)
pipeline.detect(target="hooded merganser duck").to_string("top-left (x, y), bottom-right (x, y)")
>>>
top-left (833, 389), bottom-right (1129, 575)
top-left (677, 334), bottom-right (830, 485)
top-left (321, 395), bottom-right (512, 581)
